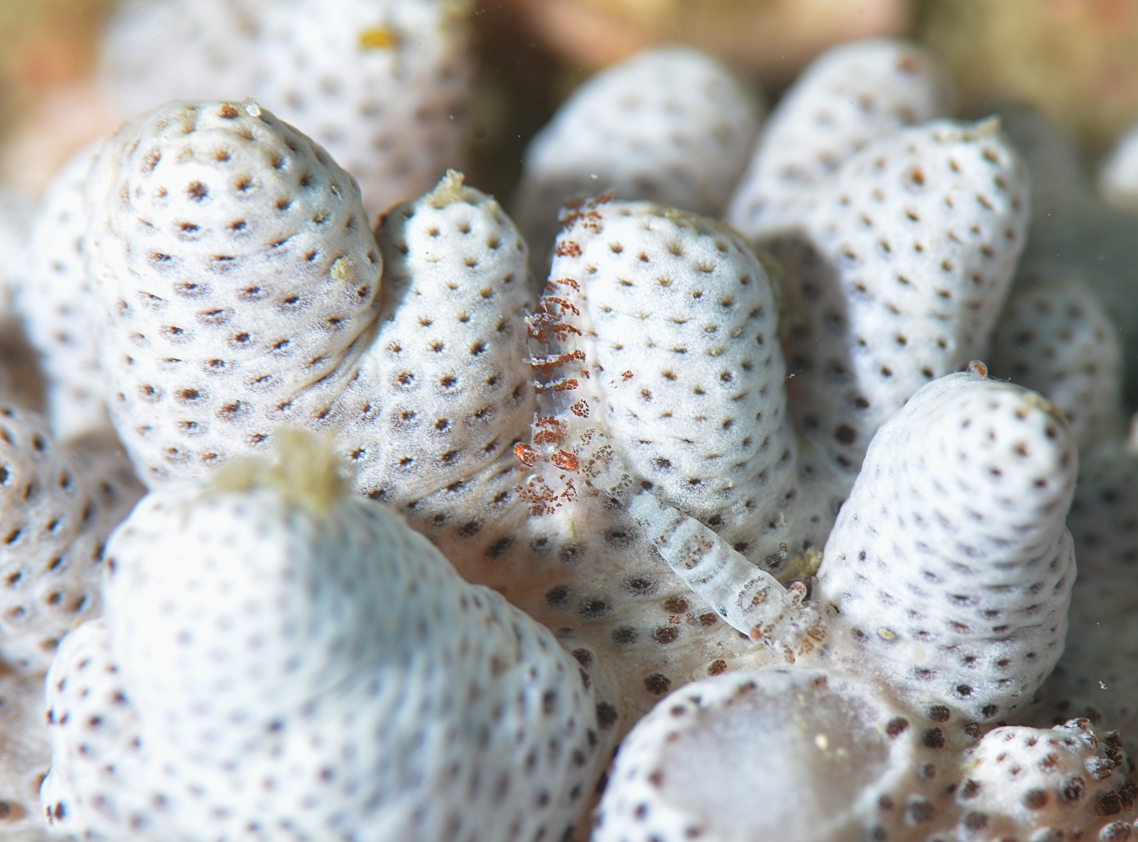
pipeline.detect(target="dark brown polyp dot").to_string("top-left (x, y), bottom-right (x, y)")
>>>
top-left (1098, 790), bottom-right (1123, 816)
top-left (927, 704), bottom-right (951, 722)
top-left (1056, 778), bottom-right (1083, 801)
top-left (644, 673), bottom-right (672, 695)
top-left (885, 717), bottom-right (909, 737)
top-left (545, 585), bottom-right (571, 608)
top-left (905, 799), bottom-right (935, 824)
top-left (963, 812), bottom-right (988, 832)
top-left (653, 626), bottom-right (679, 645)
top-left (485, 536), bottom-right (514, 560)
top-left (611, 626), bottom-right (638, 647)
top-left (922, 728), bottom-right (946, 749)
top-left (707, 659), bottom-right (727, 676)
top-left (577, 598), bottom-right (610, 620)
top-left (1023, 789), bottom-right (1049, 810)
top-left (623, 576), bottom-right (657, 596)
top-left (559, 544), bottom-right (584, 565)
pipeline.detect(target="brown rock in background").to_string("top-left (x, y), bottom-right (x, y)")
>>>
top-left (0, 0), bottom-right (119, 194)
top-left (499, 0), bottom-right (912, 87)
top-left (919, 0), bottom-right (1138, 152)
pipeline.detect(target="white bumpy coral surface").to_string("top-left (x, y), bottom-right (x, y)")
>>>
top-left (43, 435), bottom-right (606, 841)
top-left (0, 9), bottom-right (1136, 841)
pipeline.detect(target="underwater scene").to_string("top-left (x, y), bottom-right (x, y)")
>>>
top-left (3, 1), bottom-right (1138, 840)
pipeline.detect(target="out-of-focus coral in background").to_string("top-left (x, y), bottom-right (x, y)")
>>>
top-left (6, 0), bottom-right (1138, 195)
top-left (0, 0), bottom-right (905, 200)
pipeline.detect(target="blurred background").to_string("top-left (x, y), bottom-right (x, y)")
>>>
top-left (3, 0), bottom-right (1138, 197)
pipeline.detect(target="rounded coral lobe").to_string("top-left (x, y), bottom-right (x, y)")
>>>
top-left (0, 405), bottom-right (135, 671)
top-left (342, 170), bottom-right (535, 505)
top-left (256, 0), bottom-right (475, 220)
top-left (955, 719), bottom-right (1138, 840)
top-left (74, 442), bottom-right (605, 841)
top-left (87, 100), bottom-right (384, 485)
top-left (594, 667), bottom-right (926, 842)
top-left (818, 373), bottom-right (1078, 722)
top-left (514, 46), bottom-right (762, 273)
top-left (728, 38), bottom-right (954, 242)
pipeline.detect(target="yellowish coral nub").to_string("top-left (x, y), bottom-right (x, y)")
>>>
top-left (330, 255), bottom-right (352, 282)
top-left (427, 169), bottom-right (474, 208)
top-left (211, 428), bottom-right (351, 515)
top-left (358, 27), bottom-right (398, 50)
top-left (784, 547), bottom-right (823, 580)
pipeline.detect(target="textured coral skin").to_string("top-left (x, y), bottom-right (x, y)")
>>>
top-left (4, 27), bottom-right (1135, 840)
top-left (990, 282), bottom-right (1123, 449)
top-left (817, 371), bottom-right (1077, 723)
top-left (594, 668), bottom-right (928, 842)
top-left (728, 38), bottom-right (955, 243)
top-left (74, 97), bottom-right (1041, 740)
top-left (87, 101), bottom-right (385, 485)
top-left (514, 46), bottom-right (761, 276)
top-left (598, 670), bottom-right (1138, 842)
top-left (44, 441), bottom-right (607, 841)
top-left (0, 405), bottom-right (140, 833)
top-left (19, 141), bottom-right (109, 442)
top-left (767, 119), bottom-right (1030, 480)
top-left (257, 0), bottom-right (473, 221)
top-left (1003, 282), bottom-right (1138, 773)
top-left (0, 407), bottom-right (142, 673)
top-left (99, 0), bottom-right (473, 221)
top-left (595, 371), bottom-right (1093, 842)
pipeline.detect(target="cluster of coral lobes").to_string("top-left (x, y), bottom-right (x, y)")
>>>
top-left (3, 1), bottom-right (1138, 841)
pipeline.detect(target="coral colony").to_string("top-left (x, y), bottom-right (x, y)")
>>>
top-left (3, 1), bottom-right (1138, 840)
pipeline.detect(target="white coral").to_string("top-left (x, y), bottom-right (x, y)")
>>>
top-left (514, 46), bottom-right (762, 272)
top-left (44, 432), bottom-right (606, 840)
top-left (990, 281), bottom-right (1124, 448)
top-left (596, 371), bottom-right (1087, 842)
top-left (86, 100), bottom-right (384, 485)
top-left (9, 32), bottom-right (1129, 842)
top-left (18, 141), bottom-right (109, 442)
top-left (257, 0), bottom-right (474, 220)
top-left (728, 38), bottom-right (954, 242)
top-left (817, 371), bottom-right (1077, 722)
top-left (99, 0), bottom-right (474, 221)
top-left (594, 667), bottom-right (929, 842)
top-left (770, 118), bottom-right (1030, 477)
top-left (0, 405), bottom-right (141, 672)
